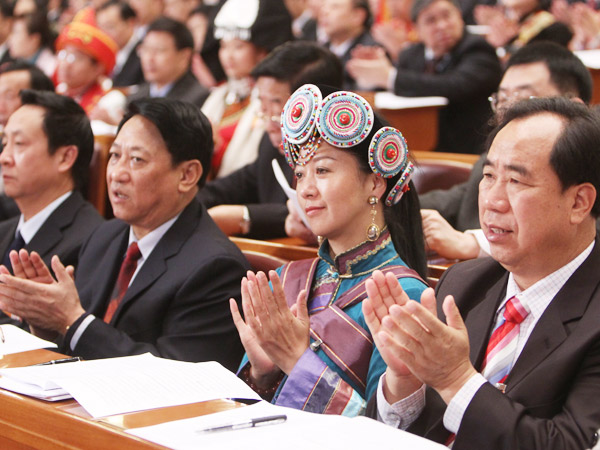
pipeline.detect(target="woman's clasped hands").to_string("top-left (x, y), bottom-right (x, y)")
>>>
top-left (229, 270), bottom-right (309, 388)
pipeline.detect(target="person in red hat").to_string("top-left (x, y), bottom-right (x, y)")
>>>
top-left (55, 21), bottom-right (125, 119)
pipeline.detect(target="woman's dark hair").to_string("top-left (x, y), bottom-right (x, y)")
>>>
top-left (347, 115), bottom-right (428, 280)
top-left (313, 85), bottom-right (428, 279)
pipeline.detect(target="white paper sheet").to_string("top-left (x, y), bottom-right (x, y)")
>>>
top-left (271, 158), bottom-right (311, 229)
top-left (575, 50), bottom-right (600, 69)
top-left (374, 92), bottom-right (448, 110)
top-left (0, 324), bottom-right (57, 355)
top-left (127, 401), bottom-right (446, 450)
top-left (0, 353), bottom-right (260, 418)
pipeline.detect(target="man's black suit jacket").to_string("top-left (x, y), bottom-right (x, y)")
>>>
top-left (112, 43), bottom-right (144, 88)
top-left (61, 199), bottom-right (248, 371)
top-left (369, 240), bottom-right (600, 449)
top-left (128, 71), bottom-right (209, 109)
top-left (0, 192), bottom-right (103, 326)
top-left (394, 32), bottom-right (502, 153)
top-left (198, 133), bottom-right (293, 239)
top-left (0, 191), bottom-right (103, 270)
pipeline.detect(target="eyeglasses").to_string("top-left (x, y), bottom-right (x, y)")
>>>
top-left (57, 49), bottom-right (95, 65)
top-left (488, 89), bottom-right (536, 112)
top-left (255, 111), bottom-right (280, 123)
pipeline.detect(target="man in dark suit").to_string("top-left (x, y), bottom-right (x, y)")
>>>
top-left (347, 0), bottom-right (502, 153)
top-left (363, 97), bottom-right (600, 449)
top-left (0, 90), bottom-right (103, 274)
top-left (0, 98), bottom-right (248, 370)
top-left (128, 17), bottom-right (208, 109)
top-left (199, 41), bottom-right (343, 239)
top-left (419, 42), bottom-right (594, 260)
top-left (96, 0), bottom-right (145, 88)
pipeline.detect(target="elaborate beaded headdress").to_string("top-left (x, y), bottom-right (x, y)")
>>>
top-left (280, 84), bottom-right (414, 206)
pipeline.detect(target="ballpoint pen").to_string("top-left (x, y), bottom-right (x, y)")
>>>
top-left (33, 357), bottom-right (82, 366)
top-left (0, 327), bottom-right (4, 343)
top-left (197, 414), bottom-right (287, 434)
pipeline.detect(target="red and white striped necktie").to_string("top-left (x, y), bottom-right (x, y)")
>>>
top-left (481, 296), bottom-right (530, 390)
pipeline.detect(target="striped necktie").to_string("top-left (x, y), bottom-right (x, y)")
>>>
top-left (445, 296), bottom-right (529, 447)
top-left (481, 296), bottom-right (530, 390)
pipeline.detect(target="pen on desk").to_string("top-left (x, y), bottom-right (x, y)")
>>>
top-left (0, 327), bottom-right (4, 343)
top-left (197, 414), bottom-right (287, 434)
top-left (33, 357), bottom-right (82, 366)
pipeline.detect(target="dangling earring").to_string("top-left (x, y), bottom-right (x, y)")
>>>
top-left (366, 196), bottom-right (380, 242)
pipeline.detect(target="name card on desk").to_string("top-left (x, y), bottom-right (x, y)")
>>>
top-left (0, 353), bottom-right (260, 418)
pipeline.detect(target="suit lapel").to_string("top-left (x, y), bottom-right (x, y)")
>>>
top-left (465, 274), bottom-right (508, 368)
top-left (83, 227), bottom-right (129, 316)
top-left (0, 219), bottom-right (18, 256)
top-left (26, 192), bottom-right (84, 258)
top-left (111, 200), bottom-right (201, 321)
top-left (506, 240), bottom-right (600, 391)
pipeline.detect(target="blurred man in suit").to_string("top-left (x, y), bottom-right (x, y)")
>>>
top-left (96, 0), bottom-right (145, 88)
top-left (0, 98), bottom-right (248, 369)
top-left (347, 0), bottom-right (502, 153)
top-left (128, 17), bottom-right (208, 109)
top-left (320, 0), bottom-right (380, 90)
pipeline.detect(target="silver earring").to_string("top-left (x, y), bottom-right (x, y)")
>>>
top-left (366, 196), bottom-right (380, 242)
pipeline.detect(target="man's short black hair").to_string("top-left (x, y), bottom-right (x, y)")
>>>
top-left (146, 16), bottom-right (194, 50)
top-left (0, 0), bottom-right (14, 18)
top-left (118, 98), bottom-right (213, 187)
top-left (506, 42), bottom-right (593, 104)
top-left (491, 97), bottom-right (600, 217)
top-left (96, 0), bottom-right (137, 21)
top-left (410, 0), bottom-right (461, 22)
top-left (352, 0), bottom-right (373, 29)
top-left (0, 59), bottom-right (55, 91)
top-left (251, 41), bottom-right (343, 92)
top-left (18, 11), bottom-right (55, 49)
top-left (19, 90), bottom-right (93, 192)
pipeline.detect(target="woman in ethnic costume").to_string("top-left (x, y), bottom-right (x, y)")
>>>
top-left (231, 84), bottom-right (428, 416)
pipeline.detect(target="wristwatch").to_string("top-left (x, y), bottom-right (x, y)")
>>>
top-left (240, 206), bottom-right (251, 235)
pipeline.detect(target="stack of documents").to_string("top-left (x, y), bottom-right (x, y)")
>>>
top-left (127, 400), bottom-right (447, 450)
top-left (0, 353), bottom-right (260, 416)
top-left (0, 324), bottom-right (58, 355)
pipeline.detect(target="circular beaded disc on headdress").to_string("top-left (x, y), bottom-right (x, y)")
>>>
top-left (317, 91), bottom-right (374, 147)
top-left (368, 127), bottom-right (408, 178)
top-left (281, 84), bottom-right (322, 145)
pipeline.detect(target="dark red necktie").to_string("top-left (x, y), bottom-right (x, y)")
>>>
top-left (103, 242), bottom-right (142, 323)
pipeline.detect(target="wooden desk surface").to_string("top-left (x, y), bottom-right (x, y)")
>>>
top-left (0, 349), bottom-right (242, 450)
